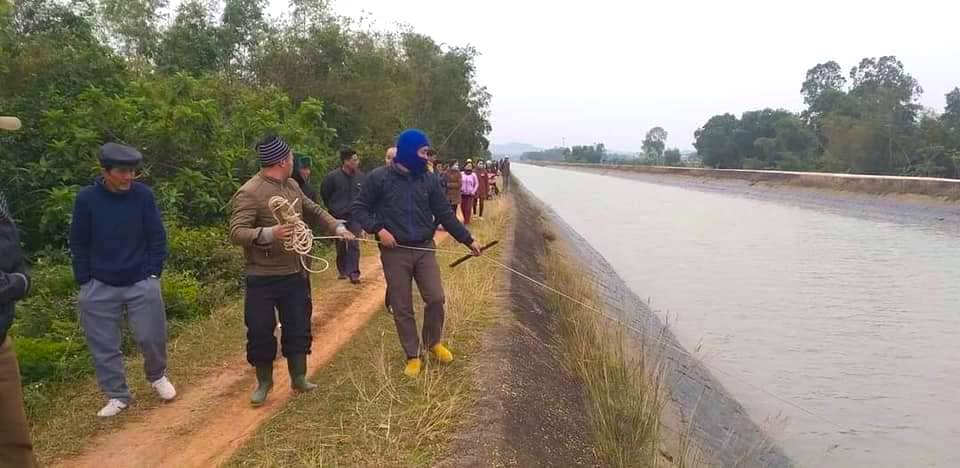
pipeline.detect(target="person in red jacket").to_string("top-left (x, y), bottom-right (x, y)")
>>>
top-left (487, 161), bottom-right (499, 198)
top-left (474, 160), bottom-right (489, 219)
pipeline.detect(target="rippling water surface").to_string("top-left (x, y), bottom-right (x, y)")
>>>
top-left (514, 164), bottom-right (960, 467)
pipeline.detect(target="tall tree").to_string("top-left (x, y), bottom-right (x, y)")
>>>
top-left (96, 0), bottom-right (168, 64)
top-left (847, 56), bottom-right (923, 173)
top-left (220, 0), bottom-right (266, 77)
top-left (800, 61), bottom-right (858, 127)
top-left (943, 87), bottom-right (960, 148)
top-left (642, 126), bottom-right (667, 161)
top-left (663, 148), bottom-right (682, 166)
top-left (801, 61), bottom-right (846, 107)
top-left (156, 1), bottom-right (221, 75)
top-left (695, 114), bottom-right (741, 168)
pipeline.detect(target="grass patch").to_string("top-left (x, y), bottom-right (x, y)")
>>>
top-left (538, 224), bottom-right (707, 467)
top-left (226, 198), bottom-right (512, 467)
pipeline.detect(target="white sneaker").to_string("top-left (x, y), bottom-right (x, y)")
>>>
top-left (97, 399), bottom-right (128, 417)
top-left (151, 376), bottom-right (177, 401)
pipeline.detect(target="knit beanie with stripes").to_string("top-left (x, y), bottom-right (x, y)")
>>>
top-left (256, 135), bottom-right (291, 167)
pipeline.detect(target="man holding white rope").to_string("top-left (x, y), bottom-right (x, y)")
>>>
top-left (229, 134), bottom-right (354, 406)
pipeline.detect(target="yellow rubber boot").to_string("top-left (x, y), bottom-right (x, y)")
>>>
top-left (430, 344), bottom-right (454, 364)
top-left (403, 358), bottom-right (422, 378)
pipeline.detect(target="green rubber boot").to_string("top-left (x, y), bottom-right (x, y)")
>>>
top-left (250, 364), bottom-right (273, 407)
top-left (288, 354), bottom-right (317, 392)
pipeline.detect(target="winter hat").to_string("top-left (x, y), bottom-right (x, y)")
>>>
top-left (256, 135), bottom-right (291, 167)
top-left (295, 153), bottom-right (312, 168)
top-left (395, 129), bottom-right (430, 174)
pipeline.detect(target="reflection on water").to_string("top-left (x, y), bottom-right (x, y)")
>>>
top-left (514, 164), bottom-right (960, 467)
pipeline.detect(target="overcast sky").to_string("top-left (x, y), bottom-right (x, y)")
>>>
top-left (263, 0), bottom-right (960, 151)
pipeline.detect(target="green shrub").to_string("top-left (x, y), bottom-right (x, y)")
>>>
top-left (11, 259), bottom-right (80, 339)
top-left (166, 223), bottom-right (244, 289)
top-left (12, 293), bottom-right (79, 340)
top-left (741, 157), bottom-right (766, 170)
top-left (26, 258), bottom-right (77, 297)
top-left (14, 337), bottom-right (91, 385)
top-left (161, 271), bottom-right (204, 321)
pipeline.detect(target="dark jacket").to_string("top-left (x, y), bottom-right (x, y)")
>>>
top-left (320, 168), bottom-right (365, 220)
top-left (353, 165), bottom-right (474, 246)
top-left (293, 173), bottom-right (319, 204)
top-left (0, 192), bottom-right (30, 342)
top-left (69, 179), bottom-right (167, 287)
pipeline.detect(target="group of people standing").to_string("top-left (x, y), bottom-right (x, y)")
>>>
top-left (440, 157), bottom-right (509, 225)
top-left (0, 123), bottom-right (503, 465)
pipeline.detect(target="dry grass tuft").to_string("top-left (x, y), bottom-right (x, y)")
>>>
top-left (541, 238), bottom-right (710, 467)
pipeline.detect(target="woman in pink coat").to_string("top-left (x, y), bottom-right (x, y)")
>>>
top-left (460, 161), bottom-right (479, 224)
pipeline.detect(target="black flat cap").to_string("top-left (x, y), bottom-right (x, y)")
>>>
top-left (99, 143), bottom-right (143, 167)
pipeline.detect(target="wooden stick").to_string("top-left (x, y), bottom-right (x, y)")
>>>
top-left (449, 240), bottom-right (499, 268)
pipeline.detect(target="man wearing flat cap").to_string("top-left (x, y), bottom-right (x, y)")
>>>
top-left (69, 142), bottom-right (175, 417)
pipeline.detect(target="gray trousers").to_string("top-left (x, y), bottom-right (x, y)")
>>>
top-left (380, 241), bottom-right (445, 358)
top-left (335, 221), bottom-right (362, 278)
top-left (79, 278), bottom-right (167, 402)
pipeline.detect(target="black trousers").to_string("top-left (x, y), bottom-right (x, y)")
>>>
top-left (244, 273), bottom-right (312, 366)
top-left (335, 220), bottom-right (362, 278)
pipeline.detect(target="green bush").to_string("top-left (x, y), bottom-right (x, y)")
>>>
top-left (160, 271), bottom-right (204, 321)
top-left (11, 293), bottom-right (79, 340)
top-left (741, 158), bottom-right (766, 170)
top-left (10, 260), bottom-right (79, 339)
top-left (166, 223), bottom-right (244, 289)
top-left (14, 337), bottom-right (91, 385)
top-left (26, 257), bottom-right (77, 297)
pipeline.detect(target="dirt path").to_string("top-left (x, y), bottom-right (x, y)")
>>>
top-left (52, 247), bottom-right (404, 467)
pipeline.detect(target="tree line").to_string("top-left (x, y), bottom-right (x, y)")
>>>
top-left (520, 56), bottom-right (959, 178)
top-left (519, 127), bottom-right (684, 166)
top-left (695, 56), bottom-right (960, 177)
top-left (1, 0), bottom-right (492, 251)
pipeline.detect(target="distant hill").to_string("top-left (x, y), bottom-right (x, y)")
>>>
top-left (490, 142), bottom-right (542, 156)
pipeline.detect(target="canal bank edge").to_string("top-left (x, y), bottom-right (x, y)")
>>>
top-left (511, 181), bottom-right (793, 467)
top-left (535, 162), bottom-right (960, 201)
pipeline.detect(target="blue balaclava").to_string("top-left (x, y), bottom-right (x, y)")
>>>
top-left (395, 129), bottom-right (431, 175)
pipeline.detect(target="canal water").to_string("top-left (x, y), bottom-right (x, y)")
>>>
top-left (513, 163), bottom-right (960, 467)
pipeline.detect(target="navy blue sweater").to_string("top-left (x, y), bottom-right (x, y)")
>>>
top-left (70, 179), bottom-right (167, 286)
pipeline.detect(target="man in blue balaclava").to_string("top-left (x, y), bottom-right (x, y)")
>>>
top-left (353, 129), bottom-right (482, 378)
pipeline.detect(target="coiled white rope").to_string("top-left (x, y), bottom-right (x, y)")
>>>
top-left (268, 195), bottom-right (331, 274)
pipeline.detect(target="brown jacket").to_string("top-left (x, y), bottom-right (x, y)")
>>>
top-left (229, 173), bottom-right (341, 276)
top-left (443, 168), bottom-right (462, 205)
